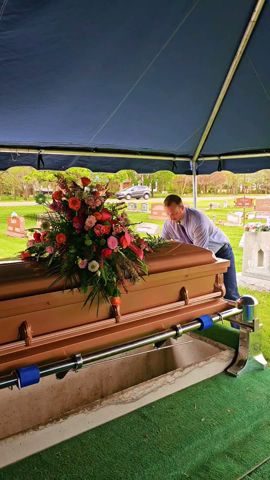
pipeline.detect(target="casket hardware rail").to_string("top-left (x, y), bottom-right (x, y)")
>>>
top-left (0, 296), bottom-right (261, 390)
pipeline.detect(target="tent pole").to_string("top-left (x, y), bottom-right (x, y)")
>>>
top-left (192, 161), bottom-right (197, 208)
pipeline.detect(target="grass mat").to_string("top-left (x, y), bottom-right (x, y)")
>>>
top-left (1, 362), bottom-right (270, 480)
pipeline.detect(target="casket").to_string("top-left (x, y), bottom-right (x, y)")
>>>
top-left (0, 242), bottom-right (230, 374)
top-left (0, 242), bottom-right (256, 466)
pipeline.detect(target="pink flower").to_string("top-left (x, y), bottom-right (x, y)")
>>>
top-left (85, 196), bottom-right (96, 208)
top-left (95, 198), bottom-right (103, 207)
top-left (46, 246), bottom-right (54, 254)
top-left (27, 239), bottom-right (35, 247)
top-left (78, 258), bottom-right (88, 269)
top-left (84, 215), bottom-right (97, 231)
top-left (107, 236), bottom-right (118, 250)
top-left (113, 224), bottom-right (124, 235)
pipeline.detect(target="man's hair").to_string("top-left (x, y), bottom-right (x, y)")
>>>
top-left (164, 194), bottom-right (183, 206)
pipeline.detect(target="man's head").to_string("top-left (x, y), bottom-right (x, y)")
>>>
top-left (164, 195), bottom-right (185, 222)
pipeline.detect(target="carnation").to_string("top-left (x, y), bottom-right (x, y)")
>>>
top-left (68, 197), bottom-right (81, 211)
top-left (78, 258), bottom-right (88, 269)
top-left (88, 260), bottom-right (99, 272)
top-left (84, 215), bottom-right (96, 231)
top-left (56, 233), bottom-right (67, 244)
top-left (107, 236), bottom-right (118, 250)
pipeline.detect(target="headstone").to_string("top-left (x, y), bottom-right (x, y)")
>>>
top-left (227, 212), bottom-right (243, 225)
top-left (209, 202), bottom-right (220, 209)
top-left (136, 223), bottom-right (160, 235)
top-left (6, 212), bottom-right (26, 238)
top-left (140, 202), bottom-right (149, 213)
top-left (150, 204), bottom-right (167, 220)
top-left (235, 197), bottom-right (254, 207)
top-left (127, 202), bottom-right (137, 212)
top-left (240, 231), bottom-right (270, 290)
top-left (255, 198), bottom-right (270, 213)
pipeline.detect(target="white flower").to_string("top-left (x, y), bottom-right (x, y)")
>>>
top-left (88, 260), bottom-right (99, 272)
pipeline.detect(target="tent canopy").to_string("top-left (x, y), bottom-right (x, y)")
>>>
top-left (0, 0), bottom-right (269, 174)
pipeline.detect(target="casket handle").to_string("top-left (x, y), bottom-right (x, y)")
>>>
top-left (214, 274), bottom-right (225, 296)
top-left (179, 286), bottom-right (189, 305)
top-left (18, 321), bottom-right (33, 346)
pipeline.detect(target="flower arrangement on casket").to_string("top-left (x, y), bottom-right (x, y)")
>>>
top-left (21, 176), bottom-right (164, 309)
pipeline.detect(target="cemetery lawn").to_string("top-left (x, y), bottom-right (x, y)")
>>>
top-left (0, 205), bottom-right (45, 259)
top-left (0, 202), bottom-right (269, 360)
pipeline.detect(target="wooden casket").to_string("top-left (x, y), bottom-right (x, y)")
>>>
top-left (0, 242), bottom-right (231, 374)
top-left (0, 242), bottom-right (242, 465)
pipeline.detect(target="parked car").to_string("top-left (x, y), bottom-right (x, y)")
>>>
top-left (115, 185), bottom-right (151, 200)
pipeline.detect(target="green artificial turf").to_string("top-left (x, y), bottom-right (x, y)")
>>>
top-left (1, 363), bottom-right (269, 480)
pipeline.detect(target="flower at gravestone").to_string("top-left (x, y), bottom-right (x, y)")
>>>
top-left (244, 223), bottom-right (270, 232)
top-left (20, 175), bottom-right (166, 308)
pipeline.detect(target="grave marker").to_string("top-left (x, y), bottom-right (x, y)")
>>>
top-left (255, 198), bottom-right (270, 213)
top-left (235, 197), bottom-right (254, 207)
top-left (7, 212), bottom-right (26, 238)
top-left (150, 204), bottom-right (167, 220)
top-left (136, 223), bottom-right (160, 235)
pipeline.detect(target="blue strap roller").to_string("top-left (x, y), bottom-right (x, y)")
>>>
top-left (16, 365), bottom-right (40, 388)
top-left (197, 314), bottom-right (214, 331)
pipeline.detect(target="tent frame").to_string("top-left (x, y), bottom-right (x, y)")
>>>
top-left (0, 0), bottom-right (266, 207)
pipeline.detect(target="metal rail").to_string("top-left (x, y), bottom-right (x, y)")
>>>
top-left (0, 307), bottom-right (241, 389)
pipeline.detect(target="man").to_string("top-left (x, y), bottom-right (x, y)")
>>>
top-left (161, 194), bottom-right (239, 302)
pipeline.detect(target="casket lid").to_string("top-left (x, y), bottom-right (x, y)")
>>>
top-left (0, 242), bottom-right (218, 300)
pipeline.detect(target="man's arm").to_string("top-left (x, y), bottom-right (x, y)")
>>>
top-left (192, 222), bottom-right (209, 249)
top-left (161, 221), bottom-right (172, 240)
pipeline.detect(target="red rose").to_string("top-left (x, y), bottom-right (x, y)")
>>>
top-left (33, 231), bottom-right (41, 243)
top-left (73, 216), bottom-right (83, 231)
top-left (101, 248), bottom-right (113, 258)
top-left (94, 224), bottom-right (106, 236)
top-left (68, 197), bottom-right (81, 211)
top-left (52, 190), bottom-right (63, 201)
top-left (81, 177), bottom-right (91, 187)
top-left (129, 243), bottom-right (144, 260)
top-left (103, 225), bottom-right (111, 235)
top-left (100, 209), bottom-right (112, 221)
top-left (20, 251), bottom-right (31, 260)
top-left (56, 233), bottom-right (67, 244)
top-left (94, 212), bottom-right (103, 221)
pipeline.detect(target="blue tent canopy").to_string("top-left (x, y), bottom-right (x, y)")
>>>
top-left (0, 0), bottom-right (269, 174)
